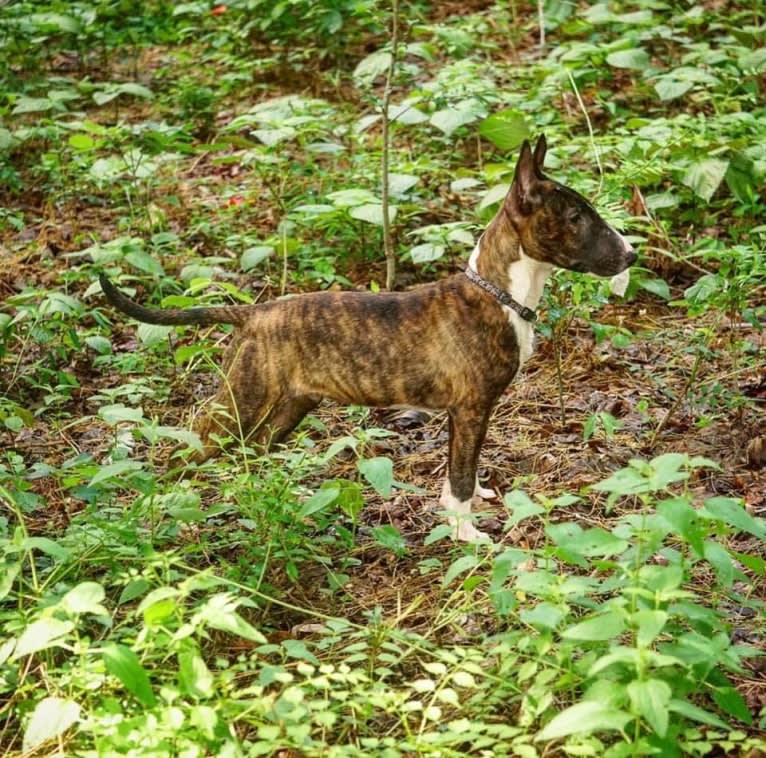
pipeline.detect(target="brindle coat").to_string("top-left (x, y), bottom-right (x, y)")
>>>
top-left (100, 135), bottom-right (636, 541)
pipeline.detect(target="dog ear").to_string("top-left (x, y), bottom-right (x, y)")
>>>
top-left (506, 139), bottom-right (539, 217)
top-left (532, 134), bottom-right (547, 175)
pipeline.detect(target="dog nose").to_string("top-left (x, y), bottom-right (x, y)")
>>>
top-left (626, 248), bottom-right (638, 266)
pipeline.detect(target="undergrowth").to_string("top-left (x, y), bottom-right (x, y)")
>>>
top-left (1, 0), bottom-right (764, 754)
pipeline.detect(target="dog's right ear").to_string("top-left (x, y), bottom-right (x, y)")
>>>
top-left (532, 134), bottom-right (547, 175)
top-left (506, 139), bottom-right (540, 219)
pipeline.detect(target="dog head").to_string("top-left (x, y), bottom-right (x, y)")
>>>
top-left (503, 135), bottom-right (636, 277)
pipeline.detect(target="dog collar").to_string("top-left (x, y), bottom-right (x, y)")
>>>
top-left (464, 266), bottom-right (537, 323)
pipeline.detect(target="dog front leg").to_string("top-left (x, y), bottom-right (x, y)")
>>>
top-left (440, 408), bottom-right (492, 542)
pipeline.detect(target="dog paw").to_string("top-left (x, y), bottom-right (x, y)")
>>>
top-left (453, 521), bottom-right (491, 543)
top-left (474, 484), bottom-right (496, 500)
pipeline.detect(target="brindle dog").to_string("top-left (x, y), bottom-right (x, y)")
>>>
top-left (100, 135), bottom-right (636, 541)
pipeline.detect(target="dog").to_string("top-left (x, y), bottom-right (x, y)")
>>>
top-left (99, 135), bottom-right (636, 541)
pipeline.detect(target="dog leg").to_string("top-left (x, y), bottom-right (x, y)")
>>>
top-left (440, 408), bottom-right (492, 542)
top-left (190, 338), bottom-right (276, 461)
top-left (256, 396), bottom-right (320, 450)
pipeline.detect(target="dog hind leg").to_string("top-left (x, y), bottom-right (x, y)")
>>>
top-left (255, 396), bottom-right (320, 450)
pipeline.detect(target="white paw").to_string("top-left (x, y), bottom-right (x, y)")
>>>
top-left (474, 484), bottom-right (496, 500)
top-left (453, 520), bottom-right (490, 542)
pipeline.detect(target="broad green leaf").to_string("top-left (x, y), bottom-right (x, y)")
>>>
top-left (561, 610), bottom-right (625, 641)
top-left (349, 203), bottom-right (396, 226)
top-left (701, 496), bottom-right (765, 539)
top-left (639, 277), bottom-right (670, 300)
top-left (443, 554), bottom-right (479, 586)
top-left (68, 133), bottom-right (95, 150)
top-left (119, 578), bottom-right (150, 605)
top-left (552, 524), bottom-right (629, 558)
top-left (358, 456), bottom-right (394, 498)
top-left (410, 243), bottom-right (445, 263)
top-left (703, 540), bottom-right (734, 588)
top-left (656, 497), bottom-right (704, 555)
top-left (520, 602), bottom-right (564, 630)
top-left (654, 78), bottom-right (693, 101)
top-left (712, 685), bottom-right (752, 725)
top-left (628, 678), bottom-right (671, 736)
top-left (0, 561), bottom-right (20, 602)
top-left (353, 50), bottom-right (392, 85)
top-left (254, 127), bottom-right (296, 146)
top-left (683, 159), bottom-right (729, 202)
top-left (389, 99), bottom-right (429, 125)
top-left (504, 490), bottom-right (544, 528)
top-left (478, 109), bottom-right (530, 151)
top-left (12, 97), bottom-right (54, 115)
top-left (326, 479), bottom-right (364, 521)
top-left (425, 524), bottom-right (454, 545)
top-left (632, 609), bottom-right (668, 647)
top-left (60, 582), bottom-right (108, 617)
top-left (606, 48), bottom-right (650, 70)
top-left (21, 537), bottom-right (69, 561)
top-left (668, 698), bottom-right (729, 730)
top-left (588, 646), bottom-right (640, 676)
top-left (103, 644), bottom-right (157, 707)
top-left (89, 460), bottom-right (144, 487)
top-left (387, 173), bottom-right (419, 196)
top-left (536, 701), bottom-right (631, 740)
top-left (240, 245), bottom-right (274, 271)
top-left (739, 47), bottom-right (766, 72)
top-left (85, 335), bottom-right (112, 355)
top-left (478, 183), bottom-right (511, 210)
top-left (115, 83), bottom-right (154, 99)
top-left (328, 188), bottom-right (378, 206)
top-left (179, 646), bottom-right (215, 699)
top-left (138, 586), bottom-right (179, 624)
top-left (371, 525), bottom-right (407, 556)
top-left (452, 671), bottom-right (477, 689)
top-left (13, 618), bottom-right (74, 659)
top-left (684, 273), bottom-right (723, 305)
top-left (137, 323), bottom-right (171, 347)
top-left (29, 12), bottom-right (80, 33)
top-left (124, 249), bottom-right (164, 276)
top-left (99, 403), bottom-right (145, 425)
top-left (299, 487), bottom-right (340, 518)
top-left (90, 156), bottom-right (125, 181)
top-left (430, 99), bottom-right (485, 136)
top-left (23, 697), bottom-right (81, 752)
top-left (206, 610), bottom-right (267, 644)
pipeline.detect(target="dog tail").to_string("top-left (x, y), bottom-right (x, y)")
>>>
top-left (99, 274), bottom-right (252, 326)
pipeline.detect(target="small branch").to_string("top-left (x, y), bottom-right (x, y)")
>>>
top-left (567, 70), bottom-right (603, 190)
top-left (381, 0), bottom-right (400, 291)
top-left (537, 0), bottom-right (545, 50)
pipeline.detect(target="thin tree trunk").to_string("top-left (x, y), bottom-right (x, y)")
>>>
top-left (382, 0), bottom-right (400, 291)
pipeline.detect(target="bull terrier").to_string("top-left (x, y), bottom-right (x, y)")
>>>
top-left (99, 135), bottom-right (636, 541)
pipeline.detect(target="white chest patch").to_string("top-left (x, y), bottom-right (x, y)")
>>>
top-left (506, 249), bottom-right (552, 371)
top-left (507, 309), bottom-right (535, 368)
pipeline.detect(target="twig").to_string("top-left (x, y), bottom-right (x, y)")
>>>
top-left (567, 70), bottom-right (603, 190)
top-left (553, 324), bottom-right (567, 428)
top-left (381, 0), bottom-right (400, 291)
top-left (537, 0), bottom-right (545, 50)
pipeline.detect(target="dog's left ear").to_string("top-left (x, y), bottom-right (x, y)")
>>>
top-left (505, 139), bottom-right (540, 219)
top-left (532, 134), bottom-right (547, 176)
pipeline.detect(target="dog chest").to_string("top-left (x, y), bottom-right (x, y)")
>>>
top-left (506, 309), bottom-right (535, 369)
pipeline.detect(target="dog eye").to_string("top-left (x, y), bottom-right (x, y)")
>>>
top-left (569, 211), bottom-right (581, 223)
